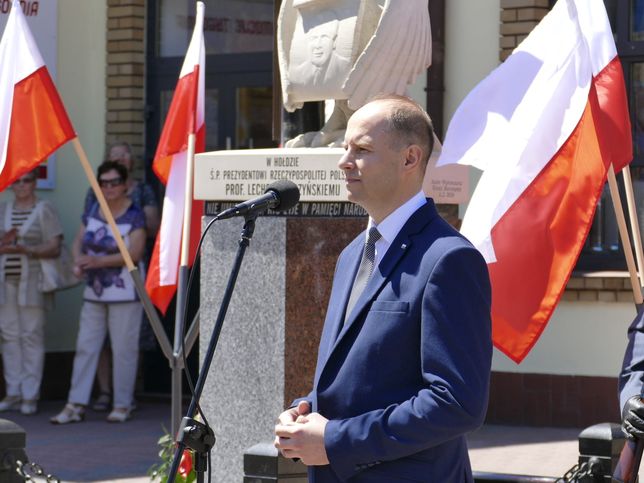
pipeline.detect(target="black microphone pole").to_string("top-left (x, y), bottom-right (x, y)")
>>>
top-left (166, 213), bottom-right (258, 483)
top-left (165, 179), bottom-right (299, 483)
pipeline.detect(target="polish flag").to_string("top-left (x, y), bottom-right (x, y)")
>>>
top-left (146, 3), bottom-right (205, 314)
top-left (437, 0), bottom-right (632, 363)
top-left (0, 0), bottom-right (75, 190)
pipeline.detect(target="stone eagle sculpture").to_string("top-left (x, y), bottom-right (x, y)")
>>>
top-left (277, 0), bottom-right (432, 147)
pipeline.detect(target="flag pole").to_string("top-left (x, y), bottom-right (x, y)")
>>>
top-left (622, 166), bottom-right (644, 288)
top-left (611, 165), bottom-right (644, 482)
top-left (71, 138), bottom-right (173, 361)
top-left (607, 165), bottom-right (643, 305)
top-left (72, 138), bottom-right (135, 270)
top-left (171, 132), bottom-right (197, 435)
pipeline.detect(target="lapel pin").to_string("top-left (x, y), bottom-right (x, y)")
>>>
top-left (401, 243), bottom-right (407, 250)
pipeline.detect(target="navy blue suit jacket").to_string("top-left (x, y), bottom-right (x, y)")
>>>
top-left (303, 200), bottom-right (492, 482)
top-left (619, 308), bottom-right (644, 411)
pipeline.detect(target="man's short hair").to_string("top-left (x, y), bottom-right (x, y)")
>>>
top-left (368, 94), bottom-right (435, 166)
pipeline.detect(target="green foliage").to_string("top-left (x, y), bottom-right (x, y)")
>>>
top-left (148, 429), bottom-right (196, 483)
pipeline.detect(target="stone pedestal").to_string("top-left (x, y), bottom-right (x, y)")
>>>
top-left (200, 215), bottom-right (364, 481)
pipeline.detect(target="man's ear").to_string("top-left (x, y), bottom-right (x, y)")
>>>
top-left (403, 144), bottom-right (423, 170)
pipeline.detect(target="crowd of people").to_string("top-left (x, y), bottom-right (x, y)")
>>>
top-left (0, 141), bottom-right (158, 424)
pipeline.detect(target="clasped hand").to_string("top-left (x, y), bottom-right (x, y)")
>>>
top-left (75, 254), bottom-right (100, 271)
top-left (0, 243), bottom-right (27, 255)
top-left (274, 400), bottom-right (330, 466)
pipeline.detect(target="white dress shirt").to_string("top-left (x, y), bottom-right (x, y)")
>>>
top-left (367, 191), bottom-right (427, 268)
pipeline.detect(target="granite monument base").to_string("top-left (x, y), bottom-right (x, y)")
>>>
top-left (200, 215), bottom-right (364, 481)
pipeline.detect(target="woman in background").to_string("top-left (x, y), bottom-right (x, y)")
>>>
top-left (51, 161), bottom-right (145, 424)
top-left (86, 141), bottom-right (158, 412)
top-left (0, 169), bottom-right (63, 415)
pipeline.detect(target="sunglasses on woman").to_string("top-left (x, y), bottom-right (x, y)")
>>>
top-left (13, 177), bottom-right (36, 185)
top-left (98, 177), bottom-right (124, 188)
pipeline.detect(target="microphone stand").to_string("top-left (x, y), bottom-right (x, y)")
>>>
top-left (166, 213), bottom-right (258, 483)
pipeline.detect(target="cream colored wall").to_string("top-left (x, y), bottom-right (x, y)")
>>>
top-left (43, 1), bottom-right (106, 351)
top-left (444, 0), bottom-right (500, 220)
top-left (408, 73), bottom-right (427, 109)
top-left (491, 302), bottom-right (635, 377)
top-left (444, 0), bottom-right (500, 124)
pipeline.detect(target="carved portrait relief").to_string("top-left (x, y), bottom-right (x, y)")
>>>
top-left (278, 0), bottom-right (432, 146)
top-left (287, 4), bottom-right (358, 103)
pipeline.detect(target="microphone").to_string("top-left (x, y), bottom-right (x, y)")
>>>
top-left (216, 180), bottom-right (300, 220)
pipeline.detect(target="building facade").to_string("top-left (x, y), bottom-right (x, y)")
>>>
top-left (2, 0), bottom-right (641, 426)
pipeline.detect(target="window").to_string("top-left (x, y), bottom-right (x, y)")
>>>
top-left (156, 0), bottom-right (273, 57)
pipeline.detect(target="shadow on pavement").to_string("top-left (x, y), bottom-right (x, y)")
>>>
top-left (2, 399), bottom-right (171, 482)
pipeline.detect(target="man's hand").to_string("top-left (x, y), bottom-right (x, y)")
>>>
top-left (276, 400), bottom-right (310, 425)
top-left (274, 411), bottom-right (329, 466)
top-left (622, 396), bottom-right (644, 439)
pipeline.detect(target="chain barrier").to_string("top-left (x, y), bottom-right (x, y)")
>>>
top-left (554, 456), bottom-right (604, 482)
top-left (15, 460), bottom-right (60, 483)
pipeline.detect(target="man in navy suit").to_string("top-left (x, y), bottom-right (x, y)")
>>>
top-left (620, 309), bottom-right (644, 439)
top-left (274, 95), bottom-right (493, 482)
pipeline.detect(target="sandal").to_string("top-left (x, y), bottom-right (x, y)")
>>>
top-left (107, 406), bottom-right (132, 423)
top-left (20, 400), bottom-right (38, 415)
top-left (50, 403), bottom-right (85, 424)
top-left (0, 395), bottom-right (21, 412)
top-left (92, 392), bottom-right (111, 412)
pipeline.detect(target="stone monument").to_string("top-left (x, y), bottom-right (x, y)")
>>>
top-left (277, 0), bottom-right (432, 147)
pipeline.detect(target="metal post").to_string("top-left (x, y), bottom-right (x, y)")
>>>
top-left (578, 422), bottom-right (626, 481)
top-left (0, 419), bottom-right (27, 483)
top-left (171, 265), bottom-right (190, 437)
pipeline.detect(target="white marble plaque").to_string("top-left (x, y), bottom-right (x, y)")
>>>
top-left (195, 147), bottom-right (470, 205)
top-left (194, 148), bottom-right (347, 202)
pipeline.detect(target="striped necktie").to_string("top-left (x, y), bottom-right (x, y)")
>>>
top-left (345, 226), bottom-right (382, 321)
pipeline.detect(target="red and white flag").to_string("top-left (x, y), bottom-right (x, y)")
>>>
top-left (437, 0), bottom-right (632, 363)
top-left (146, 2), bottom-right (205, 314)
top-left (0, 0), bottom-right (75, 190)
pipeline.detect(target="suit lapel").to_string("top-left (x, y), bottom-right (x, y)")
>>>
top-left (329, 239), bottom-right (363, 342)
top-left (313, 236), bottom-right (363, 387)
top-left (320, 200), bottom-right (440, 374)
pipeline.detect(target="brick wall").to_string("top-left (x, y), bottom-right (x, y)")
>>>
top-left (500, 0), bottom-right (549, 61)
top-left (106, 0), bottom-right (146, 162)
top-left (564, 273), bottom-right (636, 303)
top-left (487, 372), bottom-right (619, 427)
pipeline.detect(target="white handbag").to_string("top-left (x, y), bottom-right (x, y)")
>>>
top-left (38, 243), bottom-right (80, 292)
top-left (34, 202), bottom-right (81, 292)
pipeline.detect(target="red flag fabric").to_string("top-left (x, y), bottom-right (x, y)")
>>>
top-left (145, 3), bottom-right (205, 314)
top-left (437, 0), bottom-right (632, 362)
top-left (0, 0), bottom-right (75, 190)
